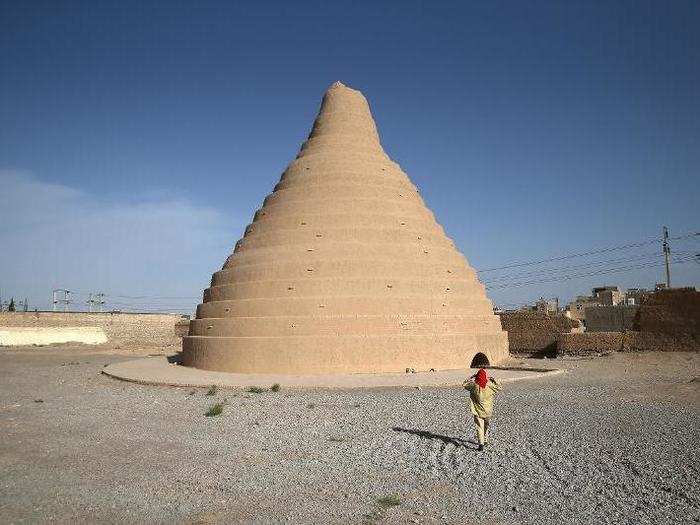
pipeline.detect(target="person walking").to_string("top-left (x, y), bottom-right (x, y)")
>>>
top-left (463, 368), bottom-right (502, 451)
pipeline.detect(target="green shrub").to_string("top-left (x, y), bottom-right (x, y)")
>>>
top-left (205, 403), bottom-right (224, 417)
top-left (377, 494), bottom-right (401, 508)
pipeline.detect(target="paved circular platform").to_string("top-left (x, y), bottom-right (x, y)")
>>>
top-left (102, 356), bottom-right (564, 389)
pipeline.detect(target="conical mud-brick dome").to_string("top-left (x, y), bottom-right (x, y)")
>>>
top-left (182, 82), bottom-right (508, 374)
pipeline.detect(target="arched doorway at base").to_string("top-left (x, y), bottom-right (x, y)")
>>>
top-left (470, 352), bottom-right (490, 368)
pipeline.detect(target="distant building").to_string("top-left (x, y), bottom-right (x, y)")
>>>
top-left (592, 286), bottom-right (624, 306)
top-left (535, 297), bottom-right (559, 315)
top-left (565, 295), bottom-right (600, 325)
top-left (585, 305), bottom-right (638, 332)
top-left (565, 286), bottom-right (624, 327)
top-left (625, 288), bottom-right (650, 306)
top-left (565, 284), bottom-right (698, 331)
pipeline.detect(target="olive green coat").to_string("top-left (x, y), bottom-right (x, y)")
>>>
top-left (463, 378), bottom-right (502, 418)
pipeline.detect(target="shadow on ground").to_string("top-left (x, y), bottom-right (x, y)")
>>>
top-left (166, 353), bottom-right (182, 364)
top-left (392, 426), bottom-right (478, 449)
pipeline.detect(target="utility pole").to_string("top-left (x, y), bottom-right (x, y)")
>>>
top-left (662, 226), bottom-right (671, 288)
top-left (94, 292), bottom-right (105, 312)
top-left (86, 292), bottom-right (106, 313)
top-left (52, 289), bottom-right (72, 312)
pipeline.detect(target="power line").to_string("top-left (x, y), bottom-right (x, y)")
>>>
top-left (486, 255), bottom-right (696, 290)
top-left (108, 294), bottom-right (200, 300)
top-left (108, 306), bottom-right (194, 313)
top-left (482, 250), bottom-right (697, 285)
top-left (61, 290), bottom-right (198, 300)
top-left (485, 255), bottom-right (696, 291)
top-left (482, 251), bottom-right (664, 284)
top-left (476, 231), bottom-right (699, 273)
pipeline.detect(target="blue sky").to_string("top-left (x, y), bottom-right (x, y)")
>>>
top-left (1, 1), bottom-right (698, 312)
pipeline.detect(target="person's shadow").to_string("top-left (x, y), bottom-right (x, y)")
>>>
top-left (392, 426), bottom-right (479, 449)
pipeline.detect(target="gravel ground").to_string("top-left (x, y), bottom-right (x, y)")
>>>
top-left (0, 346), bottom-right (698, 525)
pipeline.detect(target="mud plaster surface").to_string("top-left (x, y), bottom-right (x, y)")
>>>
top-left (102, 355), bottom-right (562, 389)
top-left (183, 82), bottom-right (508, 374)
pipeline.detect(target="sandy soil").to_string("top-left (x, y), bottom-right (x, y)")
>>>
top-left (0, 345), bottom-right (698, 524)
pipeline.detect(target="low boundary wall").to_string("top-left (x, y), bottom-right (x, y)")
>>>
top-left (557, 332), bottom-right (623, 356)
top-left (557, 331), bottom-right (700, 357)
top-left (0, 311), bottom-right (189, 348)
top-left (0, 327), bottom-right (108, 346)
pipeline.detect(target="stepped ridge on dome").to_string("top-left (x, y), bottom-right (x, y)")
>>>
top-left (181, 82), bottom-right (508, 375)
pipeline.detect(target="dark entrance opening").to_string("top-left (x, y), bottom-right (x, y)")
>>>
top-left (470, 352), bottom-right (490, 368)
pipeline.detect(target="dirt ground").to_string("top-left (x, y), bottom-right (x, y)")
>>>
top-left (1, 345), bottom-right (698, 525)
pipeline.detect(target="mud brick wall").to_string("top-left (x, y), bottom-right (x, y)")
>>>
top-left (499, 312), bottom-right (579, 355)
top-left (585, 306), bottom-right (638, 332)
top-left (623, 331), bottom-right (700, 353)
top-left (557, 331), bottom-right (700, 356)
top-left (0, 311), bottom-right (189, 348)
top-left (633, 289), bottom-right (700, 339)
top-left (557, 332), bottom-right (624, 356)
top-left (175, 318), bottom-right (191, 338)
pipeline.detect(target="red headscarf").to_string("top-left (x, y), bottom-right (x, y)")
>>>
top-left (475, 368), bottom-right (488, 388)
